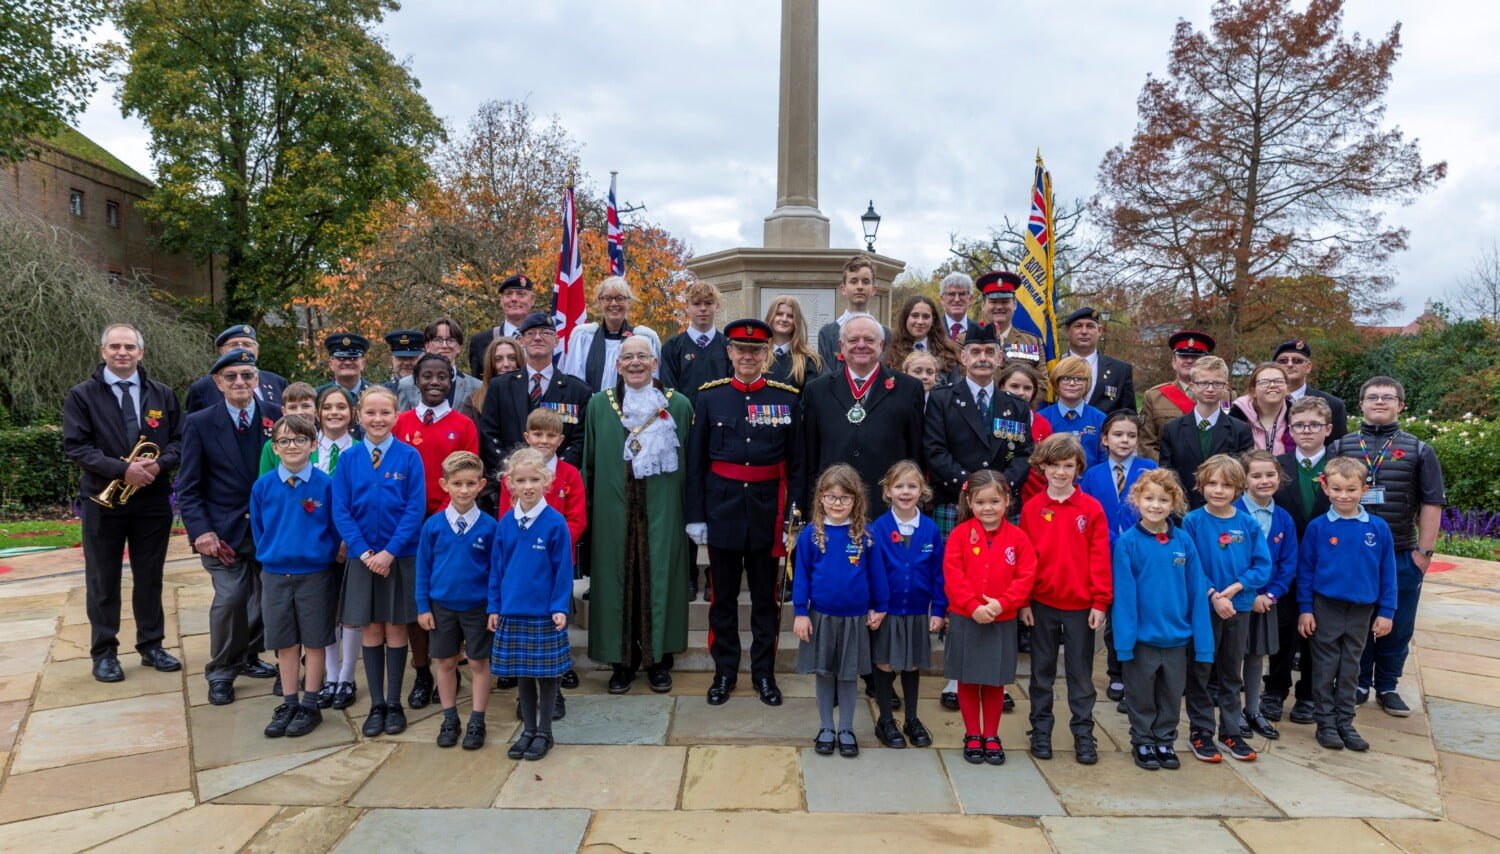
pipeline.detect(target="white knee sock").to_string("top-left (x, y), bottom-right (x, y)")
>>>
top-left (324, 640), bottom-right (341, 684)
top-left (339, 627), bottom-right (361, 682)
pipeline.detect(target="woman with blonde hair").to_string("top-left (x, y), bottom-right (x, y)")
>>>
top-left (559, 276), bottom-right (662, 392)
top-left (764, 294), bottom-right (822, 390)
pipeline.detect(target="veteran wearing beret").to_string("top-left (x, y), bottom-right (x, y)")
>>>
top-left (185, 324), bottom-right (289, 413)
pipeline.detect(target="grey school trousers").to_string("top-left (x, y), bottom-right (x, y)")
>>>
top-left (1311, 595), bottom-right (1375, 730)
top-left (1121, 643), bottom-right (1189, 746)
top-left (1027, 602), bottom-right (1097, 738)
top-left (1185, 610), bottom-right (1248, 738)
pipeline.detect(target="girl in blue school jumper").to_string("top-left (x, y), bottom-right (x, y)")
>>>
top-left (793, 463), bottom-right (890, 759)
top-left (866, 460), bottom-right (947, 749)
top-left (1237, 450), bottom-right (1298, 741)
top-left (489, 447), bottom-right (573, 762)
top-left (332, 386), bottom-right (426, 739)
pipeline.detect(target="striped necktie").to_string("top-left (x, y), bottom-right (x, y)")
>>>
top-left (370, 447), bottom-right (382, 469)
top-left (530, 373), bottom-right (543, 403)
top-left (422, 408), bottom-right (435, 426)
top-left (1115, 464), bottom-right (1126, 496)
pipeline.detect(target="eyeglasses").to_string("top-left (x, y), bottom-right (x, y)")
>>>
top-left (428, 336), bottom-right (459, 346)
top-left (618, 353), bottom-right (653, 363)
top-left (273, 437), bottom-right (312, 448)
top-left (1275, 357), bottom-right (1310, 367)
top-left (598, 295), bottom-right (630, 304)
top-left (1193, 380), bottom-right (1228, 390)
top-left (1289, 422), bottom-right (1328, 432)
top-left (821, 494), bottom-right (854, 506)
top-left (1057, 377), bottom-right (1089, 385)
top-left (1255, 378), bottom-right (1288, 388)
top-left (1362, 394), bottom-right (1400, 404)
top-left (521, 329), bottom-right (555, 340)
top-left (219, 371), bottom-right (257, 383)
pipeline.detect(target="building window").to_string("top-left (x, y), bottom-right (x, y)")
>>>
top-left (106, 200), bottom-right (120, 228)
top-left (69, 189), bottom-right (84, 217)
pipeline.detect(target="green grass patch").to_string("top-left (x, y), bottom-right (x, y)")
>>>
top-left (1437, 535), bottom-right (1500, 561)
top-left (0, 519), bottom-right (82, 550)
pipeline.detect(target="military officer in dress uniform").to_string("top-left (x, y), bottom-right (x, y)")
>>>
top-left (1139, 330), bottom-right (1214, 461)
top-left (923, 323), bottom-right (1035, 533)
top-left (185, 325), bottom-right (289, 412)
top-left (685, 319), bottom-right (805, 708)
top-left (316, 333), bottom-right (374, 398)
top-left (974, 271), bottom-right (1045, 365)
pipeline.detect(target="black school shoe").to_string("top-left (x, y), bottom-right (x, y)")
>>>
top-left (362, 705), bottom-right (387, 738)
top-left (1155, 744), bottom-right (1181, 770)
top-left (1107, 682), bottom-right (1126, 702)
top-left (903, 718), bottom-right (933, 748)
top-left (837, 730), bottom-right (859, 757)
top-left (1003, 690), bottom-right (1015, 712)
top-left (1244, 712), bottom-right (1280, 740)
top-left (940, 690), bottom-right (959, 711)
top-left (984, 737), bottom-right (1006, 766)
top-left (962, 734), bottom-right (985, 764)
top-left (814, 728), bottom-right (837, 756)
top-left (241, 658), bottom-right (278, 679)
top-left (523, 733), bottom-right (553, 761)
top-left (650, 668), bottom-right (674, 694)
top-left (285, 705), bottom-right (322, 738)
top-left (383, 705), bottom-right (407, 735)
top-left (496, 676), bottom-right (519, 690)
top-left (608, 666), bottom-right (634, 694)
top-left (92, 656), bottom-right (124, 683)
top-left (560, 669), bottom-right (580, 690)
top-left (1338, 725), bottom-right (1370, 751)
top-left (264, 703), bottom-right (295, 738)
top-left (437, 715), bottom-right (461, 748)
top-left (1028, 730), bottom-right (1053, 760)
top-left (1074, 733), bottom-right (1099, 765)
top-left (553, 692), bottom-right (566, 720)
top-left (875, 718), bottom-right (906, 749)
top-left (1133, 744), bottom-right (1161, 770)
top-left (1259, 694), bottom-right (1285, 723)
top-left (407, 671), bottom-right (434, 709)
top-left (1316, 727), bottom-right (1345, 750)
top-left (863, 680), bottom-right (899, 710)
top-left (1288, 700), bottom-right (1316, 725)
top-left (508, 732), bottom-right (534, 760)
top-left (317, 681), bottom-right (336, 709)
top-left (332, 682), bottom-right (356, 710)
top-left (463, 718), bottom-right (487, 750)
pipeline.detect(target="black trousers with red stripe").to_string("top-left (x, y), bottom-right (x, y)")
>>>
top-left (707, 547), bottom-right (780, 681)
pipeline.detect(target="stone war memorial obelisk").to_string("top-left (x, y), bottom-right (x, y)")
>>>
top-left (687, 0), bottom-right (904, 329)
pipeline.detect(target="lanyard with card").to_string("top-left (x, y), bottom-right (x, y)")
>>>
top-left (1356, 435), bottom-right (1395, 504)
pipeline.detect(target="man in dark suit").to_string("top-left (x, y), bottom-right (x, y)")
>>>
top-left (185, 324), bottom-right (288, 412)
top-left (177, 348), bottom-right (282, 705)
top-left (467, 274), bottom-right (536, 378)
top-left (1262, 395), bottom-right (1335, 726)
top-left (938, 273), bottom-right (982, 344)
top-left (1158, 355), bottom-right (1254, 507)
top-left (1272, 339), bottom-right (1348, 443)
top-left (660, 282), bottom-right (732, 405)
top-left (479, 312), bottom-right (590, 477)
top-left (62, 324), bottom-right (185, 683)
top-left (1061, 307), bottom-right (1135, 415)
top-left (923, 323), bottom-right (1034, 534)
top-left (804, 316), bottom-right (925, 511)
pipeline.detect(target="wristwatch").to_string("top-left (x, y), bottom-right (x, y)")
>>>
top-left (1418, 547), bottom-right (1436, 558)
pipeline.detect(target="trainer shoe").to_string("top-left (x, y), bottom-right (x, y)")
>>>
top-left (1107, 682), bottom-right (1126, 702)
top-left (1189, 730), bottom-right (1222, 763)
top-left (1355, 686), bottom-right (1370, 706)
top-left (1376, 691), bottom-right (1412, 717)
top-left (1218, 733), bottom-right (1257, 761)
top-left (1316, 727), bottom-right (1345, 749)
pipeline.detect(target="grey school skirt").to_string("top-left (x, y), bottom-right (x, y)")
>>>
top-left (339, 555), bottom-right (417, 627)
top-left (796, 610), bottom-right (872, 681)
top-left (1245, 605), bottom-right (1280, 658)
top-left (944, 614), bottom-right (1018, 687)
top-left (871, 613), bottom-right (933, 671)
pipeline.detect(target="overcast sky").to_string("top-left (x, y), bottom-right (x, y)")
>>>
top-left (76, 1), bottom-right (1498, 324)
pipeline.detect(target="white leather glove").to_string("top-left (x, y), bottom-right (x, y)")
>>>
top-left (685, 523), bottom-right (708, 545)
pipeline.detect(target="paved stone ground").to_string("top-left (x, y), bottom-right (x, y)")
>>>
top-left (0, 542), bottom-right (1497, 851)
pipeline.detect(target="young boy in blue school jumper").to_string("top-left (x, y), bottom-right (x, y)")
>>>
top-left (416, 450), bottom-right (497, 751)
top-left (251, 414), bottom-right (341, 739)
top-left (1298, 456), bottom-right (1397, 753)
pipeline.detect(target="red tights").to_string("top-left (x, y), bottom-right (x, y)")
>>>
top-left (958, 683), bottom-right (1005, 737)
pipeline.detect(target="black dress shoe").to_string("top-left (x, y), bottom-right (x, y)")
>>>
top-left (1003, 690), bottom-right (1015, 712)
top-left (240, 658), bottom-right (277, 679)
top-left (962, 735), bottom-right (985, 764)
top-left (648, 667), bottom-right (673, 694)
top-left (608, 667), bottom-right (634, 694)
top-left (1106, 682), bottom-right (1125, 702)
top-left (495, 676), bottom-right (519, 690)
top-left (92, 656), bottom-right (125, 683)
top-left (317, 681), bottom-right (336, 709)
top-left (837, 729), bottom-right (859, 757)
top-left (208, 680), bottom-right (235, 705)
top-left (437, 715), bottom-right (460, 748)
top-left (1155, 744), bottom-right (1181, 770)
top-left (1339, 725), bottom-right (1370, 751)
top-left (139, 648), bottom-right (182, 672)
top-left (362, 706), bottom-right (387, 737)
top-left (1288, 699), bottom-right (1316, 725)
top-left (508, 732), bottom-right (534, 760)
top-left (755, 677), bottom-right (782, 706)
top-left (940, 691), bottom-right (959, 711)
top-left (1260, 694), bottom-right (1285, 723)
top-left (813, 728), bottom-right (837, 755)
top-left (285, 705), bottom-right (322, 737)
top-left (560, 668), bottom-right (580, 690)
top-left (706, 674), bottom-right (734, 705)
top-left (1245, 713), bottom-right (1280, 740)
top-left (1133, 743), bottom-right (1161, 770)
top-left (1075, 734), bottom-right (1099, 765)
top-left (462, 718), bottom-right (486, 750)
top-left (407, 672), bottom-right (434, 709)
top-left (384, 704), bottom-right (408, 735)
top-left (264, 703), bottom-right (295, 737)
top-left (984, 736), bottom-right (1006, 765)
top-left (523, 733), bottom-right (553, 760)
top-left (332, 682), bottom-right (356, 710)
top-left (903, 718), bottom-right (933, 748)
top-left (553, 692), bottom-right (566, 720)
top-left (1028, 730), bottom-right (1053, 760)
top-left (875, 717), bottom-right (906, 749)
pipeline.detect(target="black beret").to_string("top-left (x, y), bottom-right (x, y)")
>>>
top-left (210, 348), bottom-right (257, 374)
top-left (214, 324), bottom-right (257, 348)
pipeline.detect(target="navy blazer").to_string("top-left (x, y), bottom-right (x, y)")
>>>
top-left (1158, 411), bottom-right (1254, 507)
top-left (1086, 353), bottom-right (1137, 415)
top-left (176, 400), bottom-right (282, 547)
top-left (1079, 455), bottom-right (1159, 542)
top-left (477, 368), bottom-right (589, 475)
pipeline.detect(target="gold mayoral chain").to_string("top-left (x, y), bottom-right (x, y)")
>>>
top-left (606, 388), bottom-right (672, 455)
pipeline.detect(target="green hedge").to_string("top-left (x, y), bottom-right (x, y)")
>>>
top-left (0, 426), bottom-right (74, 512)
top-left (1405, 417), bottom-right (1500, 513)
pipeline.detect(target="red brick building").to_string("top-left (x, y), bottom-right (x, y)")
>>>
top-left (0, 128), bottom-right (212, 300)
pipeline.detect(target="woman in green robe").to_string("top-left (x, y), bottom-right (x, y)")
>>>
top-left (582, 336), bottom-right (693, 693)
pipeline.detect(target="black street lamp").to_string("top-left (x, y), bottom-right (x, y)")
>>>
top-left (860, 201), bottom-right (881, 252)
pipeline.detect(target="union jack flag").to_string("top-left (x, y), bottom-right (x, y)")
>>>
top-left (552, 183), bottom-right (586, 351)
top-left (1028, 171), bottom-right (1050, 250)
top-left (606, 172), bottom-right (626, 276)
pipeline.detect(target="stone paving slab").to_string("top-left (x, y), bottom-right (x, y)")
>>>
top-left (1435, 750), bottom-right (1500, 805)
top-left (668, 695), bottom-right (817, 745)
top-left (1269, 736), bottom-right (1443, 815)
top-left (1416, 628), bottom-right (1500, 659)
top-left (800, 746), bottom-right (958, 813)
top-left (495, 744), bottom-right (687, 810)
top-left (1444, 793), bottom-right (1500, 840)
top-left (0, 745), bottom-right (189, 823)
top-left (1033, 748), bottom-right (1277, 817)
top-left (0, 673), bottom-right (37, 704)
top-left (1368, 817), bottom-right (1500, 851)
top-left (1418, 647), bottom-right (1500, 678)
top-left (32, 650), bottom-right (184, 710)
top-left (1426, 697), bottom-right (1500, 759)
top-left (49, 613), bottom-right (181, 661)
top-left (0, 699), bottom-right (24, 752)
top-left (91, 802), bottom-right (279, 853)
top-left (217, 742), bottom-right (395, 806)
top-left (196, 746), bottom-right (344, 801)
top-left (0, 791), bottom-right (196, 851)
top-left (12, 691), bottom-right (186, 773)
top-left (1042, 816), bottom-right (1247, 853)
top-left (1225, 754), bottom-right (1428, 818)
top-left (349, 742), bottom-right (514, 808)
top-left (244, 806), bottom-right (362, 853)
top-left (680, 745), bottom-right (802, 811)
top-left (581, 809), bottom-right (1048, 851)
top-left (336, 808), bottom-right (591, 854)
top-left (939, 749), bottom-right (1066, 816)
top-left (188, 697), bottom-right (356, 770)
top-left (0, 619), bottom-right (58, 644)
top-left (0, 638), bottom-right (51, 679)
top-left (1422, 667), bottom-right (1500, 707)
top-left (1223, 817), bottom-right (1397, 852)
top-left (552, 693), bottom-right (672, 745)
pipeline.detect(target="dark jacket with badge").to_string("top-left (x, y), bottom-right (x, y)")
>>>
top-left (176, 399), bottom-right (282, 548)
top-left (803, 364), bottom-right (925, 510)
top-left (478, 368), bottom-right (590, 475)
top-left (923, 382), bottom-right (1034, 505)
top-left (1086, 354), bottom-right (1136, 416)
top-left (1331, 422), bottom-right (1444, 552)
top-left (1159, 411), bottom-right (1254, 508)
top-left (685, 376), bottom-right (805, 551)
top-left (660, 330), bottom-right (732, 407)
top-left (62, 364), bottom-right (184, 504)
top-left (1274, 452), bottom-right (1332, 536)
top-left (184, 369), bottom-right (288, 413)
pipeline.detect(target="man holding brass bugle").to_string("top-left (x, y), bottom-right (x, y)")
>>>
top-left (63, 324), bottom-right (184, 683)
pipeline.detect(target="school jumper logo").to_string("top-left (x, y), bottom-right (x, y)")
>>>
top-left (1364, 532), bottom-right (1377, 547)
top-left (1005, 546), bottom-right (1017, 564)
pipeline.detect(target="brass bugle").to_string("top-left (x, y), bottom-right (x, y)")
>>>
top-left (91, 436), bottom-right (161, 508)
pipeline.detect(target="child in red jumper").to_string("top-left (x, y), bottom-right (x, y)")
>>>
top-left (497, 407), bottom-right (587, 551)
top-left (944, 470), bottom-right (1037, 766)
top-left (1020, 433), bottom-right (1112, 765)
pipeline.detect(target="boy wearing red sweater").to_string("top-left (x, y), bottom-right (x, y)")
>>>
top-left (1020, 433), bottom-right (1112, 765)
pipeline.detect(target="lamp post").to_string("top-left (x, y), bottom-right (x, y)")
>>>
top-left (860, 201), bottom-right (881, 252)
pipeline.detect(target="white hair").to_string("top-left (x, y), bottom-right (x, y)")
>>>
top-left (940, 273), bottom-right (973, 293)
top-left (840, 315), bottom-right (886, 344)
top-left (100, 323), bottom-right (144, 349)
top-left (594, 275), bottom-right (636, 303)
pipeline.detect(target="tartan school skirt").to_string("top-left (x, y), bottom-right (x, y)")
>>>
top-left (491, 615), bottom-right (573, 679)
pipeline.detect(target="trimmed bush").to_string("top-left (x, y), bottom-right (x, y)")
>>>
top-left (0, 426), bottom-right (74, 512)
top-left (1404, 416), bottom-right (1500, 513)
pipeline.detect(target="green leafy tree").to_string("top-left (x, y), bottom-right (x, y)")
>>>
top-left (0, 0), bottom-right (112, 163)
top-left (115, 0), bottom-right (444, 323)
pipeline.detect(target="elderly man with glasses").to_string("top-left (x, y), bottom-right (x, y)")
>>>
top-left (1271, 339), bottom-right (1347, 443)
